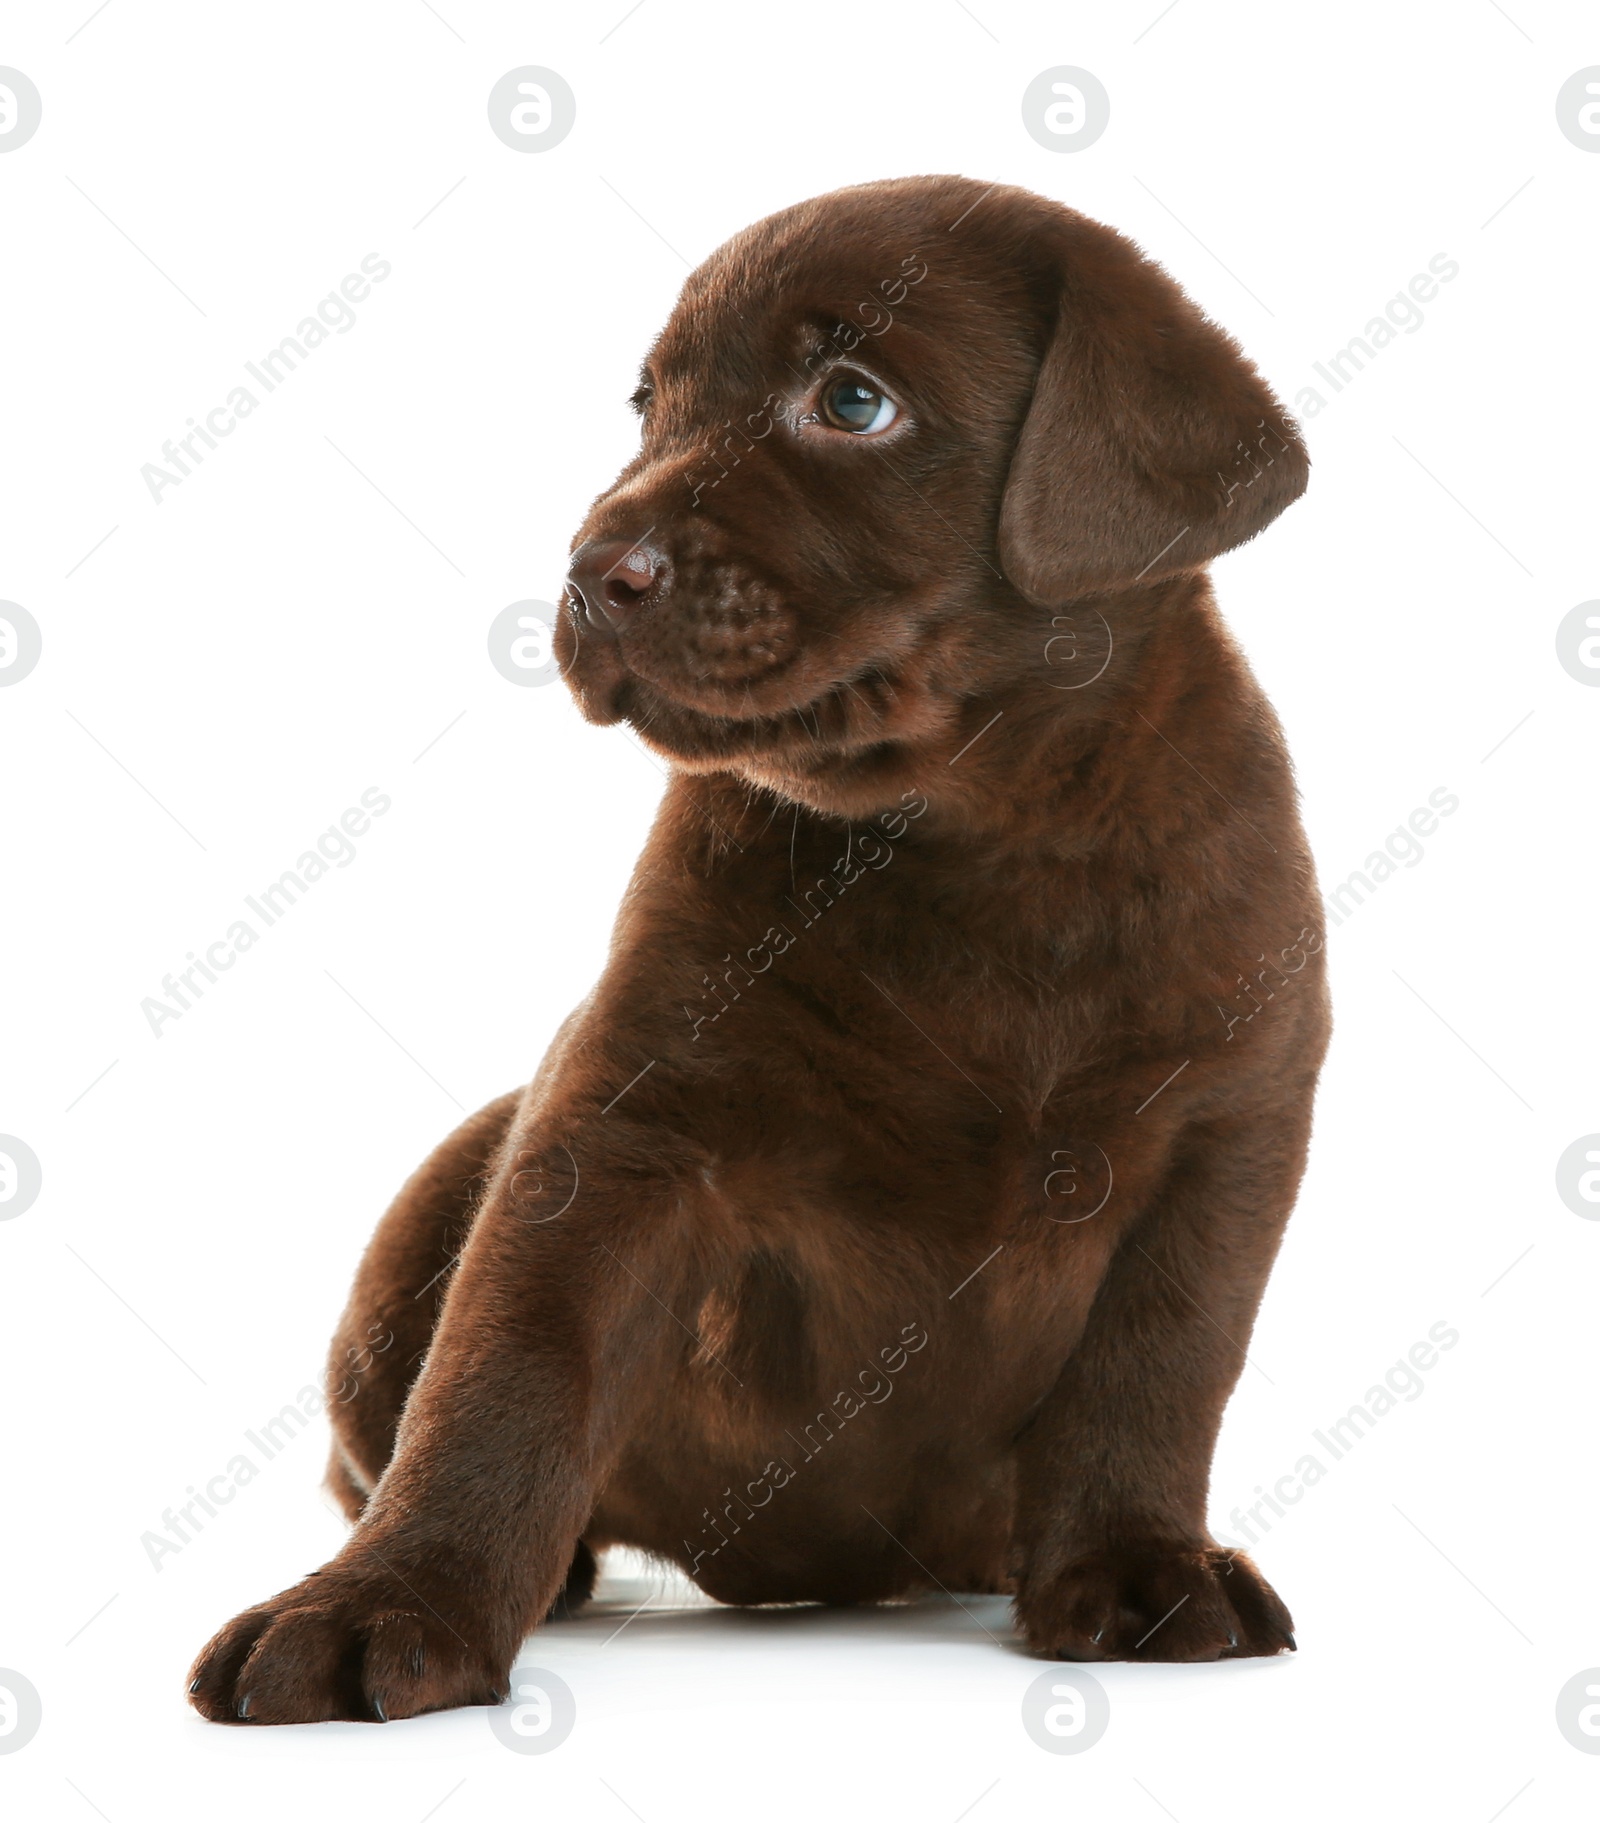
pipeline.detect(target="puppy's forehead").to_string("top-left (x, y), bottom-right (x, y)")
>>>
top-left (645, 177), bottom-right (1035, 397)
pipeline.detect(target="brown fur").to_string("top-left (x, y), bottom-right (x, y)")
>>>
top-left (189, 176), bottom-right (1328, 1724)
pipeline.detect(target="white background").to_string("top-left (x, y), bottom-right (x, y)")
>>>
top-left (3, 0), bottom-right (1597, 1817)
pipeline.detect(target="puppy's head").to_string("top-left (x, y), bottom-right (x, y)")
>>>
top-left (556, 176), bottom-right (1306, 811)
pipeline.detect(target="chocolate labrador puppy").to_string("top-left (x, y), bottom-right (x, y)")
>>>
top-left (190, 175), bottom-right (1328, 1723)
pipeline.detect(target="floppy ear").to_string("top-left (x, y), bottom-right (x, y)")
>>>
top-left (997, 219), bottom-right (1308, 603)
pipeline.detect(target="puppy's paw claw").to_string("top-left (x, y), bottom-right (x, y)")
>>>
top-left (188, 1566), bottom-right (505, 1725)
top-left (1018, 1543), bottom-right (1294, 1663)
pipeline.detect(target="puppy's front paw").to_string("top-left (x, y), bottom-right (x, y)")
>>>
top-left (1017, 1542), bottom-right (1294, 1663)
top-left (188, 1559), bottom-right (507, 1724)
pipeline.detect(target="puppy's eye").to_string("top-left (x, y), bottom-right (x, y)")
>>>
top-left (819, 375), bottom-right (897, 435)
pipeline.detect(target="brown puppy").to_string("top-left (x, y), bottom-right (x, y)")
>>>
top-left (190, 175), bottom-right (1328, 1724)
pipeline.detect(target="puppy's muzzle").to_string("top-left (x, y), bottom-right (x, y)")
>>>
top-left (568, 537), bottom-right (666, 631)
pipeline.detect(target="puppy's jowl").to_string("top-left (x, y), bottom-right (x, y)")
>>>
top-left (191, 177), bottom-right (1328, 1724)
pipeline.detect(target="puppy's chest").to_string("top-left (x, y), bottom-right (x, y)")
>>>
top-left (681, 901), bottom-right (1143, 1268)
top-left (676, 828), bottom-right (1180, 1156)
top-left (787, 872), bottom-right (1124, 1066)
top-left (709, 906), bottom-right (1121, 1133)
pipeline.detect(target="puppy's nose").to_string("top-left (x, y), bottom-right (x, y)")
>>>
top-left (567, 537), bottom-right (663, 631)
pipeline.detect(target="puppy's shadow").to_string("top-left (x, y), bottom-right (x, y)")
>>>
top-left (549, 1559), bottom-right (1020, 1651)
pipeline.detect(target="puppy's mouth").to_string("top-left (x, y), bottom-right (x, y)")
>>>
top-left (614, 660), bottom-right (910, 767)
top-left (559, 590), bottom-right (956, 770)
